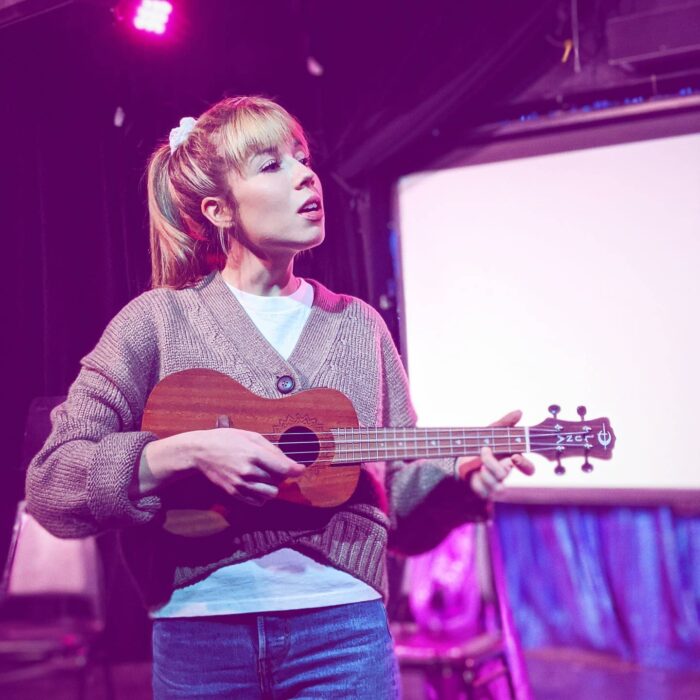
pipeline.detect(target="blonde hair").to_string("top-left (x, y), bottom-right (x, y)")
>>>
top-left (146, 96), bottom-right (307, 288)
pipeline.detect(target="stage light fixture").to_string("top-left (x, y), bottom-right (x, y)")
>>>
top-left (132, 0), bottom-right (172, 35)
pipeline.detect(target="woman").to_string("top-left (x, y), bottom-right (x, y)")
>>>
top-left (26, 96), bottom-right (533, 698)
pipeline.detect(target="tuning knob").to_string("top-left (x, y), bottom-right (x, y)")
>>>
top-left (577, 405), bottom-right (587, 420)
top-left (548, 404), bottom-right (561, 418)
top-left (555, 456), bottom-right (566, 476)
top-left (582, 458), bottom-right (593, 473)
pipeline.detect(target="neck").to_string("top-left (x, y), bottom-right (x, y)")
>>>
top-left (222, 244), bottom-right (298, 296)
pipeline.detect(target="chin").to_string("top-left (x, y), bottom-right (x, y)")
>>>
top-left (298, 226), bottom-right (325, 250)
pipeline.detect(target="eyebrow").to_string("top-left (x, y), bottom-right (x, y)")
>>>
top-left (251, 139), bottom-right (309, 156)
top-left (247, 141), bottom-right (309, 162)
top-left (248, 147), bottom-right (279, 160)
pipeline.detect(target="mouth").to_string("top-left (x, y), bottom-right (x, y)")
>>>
top-left (297, 194), bottom-right (323, 217)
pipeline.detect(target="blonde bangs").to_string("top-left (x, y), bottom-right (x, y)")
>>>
top-left (216, 100), bottom-right (307, 171)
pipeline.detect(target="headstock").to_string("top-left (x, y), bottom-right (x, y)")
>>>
top-left (530, 404), bottom-right (615, 475)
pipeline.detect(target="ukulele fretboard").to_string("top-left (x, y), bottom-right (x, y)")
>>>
top-left (327, 427), bottom-right (530, 464)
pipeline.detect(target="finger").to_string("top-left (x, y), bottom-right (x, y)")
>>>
top-left (252, 434), bottom-right (306, 476)
top-left (236, 492), bottom-right (268, 507)
top-left (237, 480), bottom-right (279, 504)
top-left (489, 410), bottom-right (523, 428)
top-left (471, 471), bottom-right (504, 499)
top-left (254, 454), bottom-right (306, 480)
top-left (470, 472), bottom-right (490, 499)
top-left (480, 446), bottom-right (502, 471)
top-left (512, 453), bottom-right (536, 476)
top-left (479, 446), bottom-right (505, 479)
top-left (238, 463), bottom-right (285, 485)
top-left (203, 469), bottom-right (238, 495)
top-left (252, 446), bottom-right (305, 478)
top-left (480, 446), bottom-right (495, 462)
top-left (476, 466), bottom-right (500, 493)
top-left (485, 457), bottom-right (513, 482)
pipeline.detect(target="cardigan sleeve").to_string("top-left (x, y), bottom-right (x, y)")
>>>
top-left (378, 319), bottom-right (492, 554)
top-left (25, 294), bottom-right (163, 538)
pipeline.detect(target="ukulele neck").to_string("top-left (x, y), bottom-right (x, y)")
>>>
top-left (329, 426), bottom-right (529, 464)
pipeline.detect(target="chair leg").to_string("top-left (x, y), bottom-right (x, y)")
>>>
top-left (503, 659), bottom-right (516, 700)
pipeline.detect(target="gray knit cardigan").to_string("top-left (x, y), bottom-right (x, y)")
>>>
top-left (26, 272), bottom-right (489, 608)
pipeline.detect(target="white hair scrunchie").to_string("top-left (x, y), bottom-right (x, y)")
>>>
top-left (169, 116), bottom-right (197, 153)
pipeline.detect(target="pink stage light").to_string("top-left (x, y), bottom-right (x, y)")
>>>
top-left (133, 0), bottom-right (173, 35)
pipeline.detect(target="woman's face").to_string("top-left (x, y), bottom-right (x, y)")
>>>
top-left (227, 138), bottom-right (324, 258)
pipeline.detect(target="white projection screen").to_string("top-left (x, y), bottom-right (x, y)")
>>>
top-left (395, 107), bottom-right (700, 506)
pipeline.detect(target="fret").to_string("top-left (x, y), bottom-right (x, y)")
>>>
top-left (430, 428), bottom-right (436, 456)
top-left (454, 428), bottom-right (462, 452)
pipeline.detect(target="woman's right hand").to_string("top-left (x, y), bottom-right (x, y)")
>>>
top-left (137, 428), bottom-right (305, 506)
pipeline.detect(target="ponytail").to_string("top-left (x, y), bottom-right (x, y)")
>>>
top-left (147, 145), bottom-right (222, 288)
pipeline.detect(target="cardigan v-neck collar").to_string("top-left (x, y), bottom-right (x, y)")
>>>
top-left (194, 271), bottom-right (346, 390)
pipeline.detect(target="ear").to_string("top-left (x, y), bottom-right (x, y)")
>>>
top-left (201, 196), bottom-right (235, 228)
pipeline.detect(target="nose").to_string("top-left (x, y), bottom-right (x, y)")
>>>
top-left (294, 160), bottom-right (317, 189)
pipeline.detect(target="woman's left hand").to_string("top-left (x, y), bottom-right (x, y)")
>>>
top-left (456, 410), bottom-right (536, 500)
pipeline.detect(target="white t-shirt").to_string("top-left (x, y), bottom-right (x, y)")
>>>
top-left (152, 278), bottom-right (380, 617)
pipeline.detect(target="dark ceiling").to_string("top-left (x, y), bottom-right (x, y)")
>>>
top-left (4, 0), bottom-right (699, 182)
top-left (0, 1), bottom-right (564, 173)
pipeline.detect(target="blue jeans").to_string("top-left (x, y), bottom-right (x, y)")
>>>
top-left (152, 600), bottom-right (400, 699)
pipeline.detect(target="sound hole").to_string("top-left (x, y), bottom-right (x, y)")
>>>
top-left (278, 426), bottom-right (320, 466)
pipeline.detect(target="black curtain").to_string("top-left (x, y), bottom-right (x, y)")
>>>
top-left (0, 3), bottom-right (374, 657)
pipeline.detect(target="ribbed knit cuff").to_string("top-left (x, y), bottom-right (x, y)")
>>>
top-left (87, 431), bottom-right (161, 529)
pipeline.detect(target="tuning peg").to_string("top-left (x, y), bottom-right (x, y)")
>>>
top-left (555, 456), bottom-right (566, 476)
top-left (548, 404), bottom-right (561, 418)
top-left (577, 405), bottom-right (587, 420)
top-left (581, 457), bottom-right (593, 473)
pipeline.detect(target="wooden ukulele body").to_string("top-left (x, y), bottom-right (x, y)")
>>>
top-left (142, 369), bottom-right (362, 518)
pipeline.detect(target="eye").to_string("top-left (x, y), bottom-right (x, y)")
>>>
top-left (297, 154), bottom-right (312, 167)
top-left (261, 159), bottom-right (280, 172)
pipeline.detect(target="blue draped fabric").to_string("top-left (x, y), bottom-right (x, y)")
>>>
top-left (406, 504), bottom-right (699, 700)
top-left (495, 504), bottom-right (700, 671)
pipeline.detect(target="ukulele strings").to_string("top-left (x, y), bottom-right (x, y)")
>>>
top-left (263, 429), bottom-right (601, 460)
top-left (255, 428), bottom-right (598, 444)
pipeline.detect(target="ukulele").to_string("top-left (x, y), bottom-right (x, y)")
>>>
top-left (142, 368), bottom-right (615, 536)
